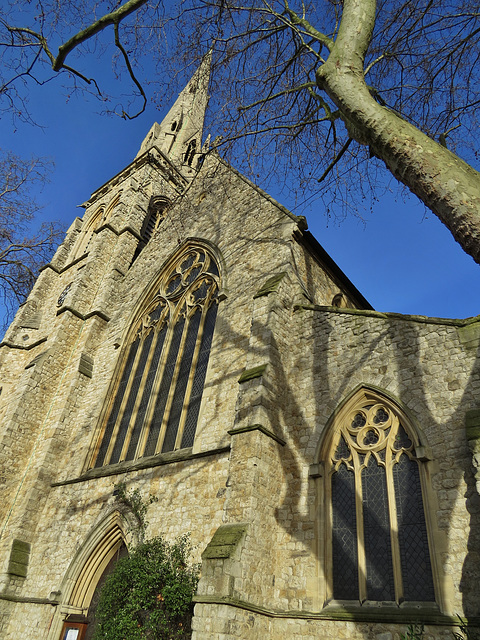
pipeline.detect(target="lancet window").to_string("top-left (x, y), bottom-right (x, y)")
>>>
top-left (327, 391), bottom-right (435, 604)
top-left (184, 139), bottom-right (196, 166)
top-left (92, 246), bottom-right (219, 468)
top-left (132, 197), bottom-right (170, 264)
top-left (73, 193), bottom-right (120, 260)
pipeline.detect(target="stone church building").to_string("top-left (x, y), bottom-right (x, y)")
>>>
top-left (0, 58), bottom-right (479, 640)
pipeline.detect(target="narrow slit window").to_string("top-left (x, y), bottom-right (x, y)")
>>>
top-left (93, 247), bottom-right (220, 467)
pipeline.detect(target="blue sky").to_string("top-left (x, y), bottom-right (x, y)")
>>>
top-left (2, 66), bottom-right (479, 321)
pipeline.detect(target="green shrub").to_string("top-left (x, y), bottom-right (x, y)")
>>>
top-left (92, 535), bottom-right (199, 640)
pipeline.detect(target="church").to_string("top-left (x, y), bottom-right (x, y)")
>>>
top-left (0, 56), bottom-right (479, 640)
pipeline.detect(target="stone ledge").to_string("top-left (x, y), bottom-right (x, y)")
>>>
top-left (0, 593), bottom-right (59, 606)
top-left (51, 445), bottom-right (231, 486)
top-left (202, 523), bottom-right (249, 559)
top-left (228, 424), bottom-right (286, 446)
top-left (295, 304), bottom-right (480, 327)
top-left (192, 595), bottom-right (477, 627)
top-left (253, 272), bottom-right (287, 298)
top-left (56, 306), bottom-right (110, 322)
top-left (78, 353), bottom-right (94, 378)
top-left (25, 348), bottom-right (51, 369)
top-left (8, 539), bottom-right (30, 579)
top-left (39, 253), bottom-right (88, 274)
top-left (94, 222), bottom-right (143, 241)
top-left (238, 364), bottom-right (268, 383)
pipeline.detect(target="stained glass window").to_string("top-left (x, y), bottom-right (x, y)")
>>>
top-left (329, 393), bottom-right (435, 604)
top-left (92, 246), bottom-right (219, 467)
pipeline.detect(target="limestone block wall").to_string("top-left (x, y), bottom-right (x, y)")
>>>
top-left (2, 145), bottom-right (477, 640)
top-left (193, 300), bottom-right (480, 638)
top-left (0, 152), bottom-right (343, 638)
top-left (192, 602), bottom-right (459, 640)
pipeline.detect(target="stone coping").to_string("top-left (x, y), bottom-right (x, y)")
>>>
top-left (193, 595), bottom-right (480, 627)
top-left (228, 424), bottom-right (286, 446)
top-left (253, 272), bottom-right (287, 299)
top-left (51, 445), bottom-right (231, 486)
top-left (39, 252), bottom-right (88, 274)
top-left (202, 523), bottom-right (249, 559)
top-left (56, 306), bottom-right (110, 323)
top-left (295, 304), bottom-right (480, 327)
top-left (238, 364), bottom-right (268, 383)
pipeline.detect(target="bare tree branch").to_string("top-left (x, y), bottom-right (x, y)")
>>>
top-left (0, 150), bottom-right (63, 323)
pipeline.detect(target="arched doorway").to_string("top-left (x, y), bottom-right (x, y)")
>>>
top-left (52, 512), bottom-right (135, 640)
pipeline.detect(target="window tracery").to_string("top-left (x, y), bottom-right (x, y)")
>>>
top-left (326, 391), bottom-right (435, 604)
top-left (92, 246), bottom-right (220, 468)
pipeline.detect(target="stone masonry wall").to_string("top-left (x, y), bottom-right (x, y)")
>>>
top-left (192, 298), bottom-right (480, 637)
top-left (1, 147), bottom-right (478, 639)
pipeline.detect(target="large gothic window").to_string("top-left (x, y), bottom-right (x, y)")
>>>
top-left (92, 246), bottom-right (219, 468)
top-left (326, 390), bottom-right (435, 604)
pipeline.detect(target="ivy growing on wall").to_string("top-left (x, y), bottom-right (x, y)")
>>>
top-left (92, 484), bottom-right (199, 640)
top-left (92, 534), bottom-right (199, 640)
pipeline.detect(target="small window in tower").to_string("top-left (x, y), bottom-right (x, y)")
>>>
top-left (131, 197), bottom-right (170, 264)
top-left (171, 121), bottom-right (177, 131)
top-left (184, 140), bottom-right (196, 166)
top-left (142, 197), bottom-right (169, 243)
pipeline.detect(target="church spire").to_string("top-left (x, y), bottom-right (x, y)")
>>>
top-left (136, 53), bottom-right (211, 173)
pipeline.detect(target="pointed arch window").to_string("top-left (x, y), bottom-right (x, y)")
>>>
top-left (132, 197), bottom-right (170, 264)
top-left (73, 194), bottom-right (120, 260)
top-left (184, 139), bottom-right (196, 166)
top-left (73, 206), bottom-right (104, 259)
top-left (326, 391), bottom-right (435, 604)
top-left (93, 246), bottom-right (219, 468)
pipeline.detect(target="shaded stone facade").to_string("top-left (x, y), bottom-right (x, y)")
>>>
top-left (1, 59), bottom-right (479, 640)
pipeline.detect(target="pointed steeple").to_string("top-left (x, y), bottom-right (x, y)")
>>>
top-left (136, 53), bottom-right (211, 173)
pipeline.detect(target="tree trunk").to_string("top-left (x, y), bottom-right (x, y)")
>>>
top-left (316, 0), bottom-right (480, 265)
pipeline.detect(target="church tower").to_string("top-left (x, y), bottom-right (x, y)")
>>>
top-left (0, 53), bottom-right (478, 640)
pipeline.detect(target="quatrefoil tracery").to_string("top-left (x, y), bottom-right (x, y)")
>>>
top-left (132, 249), bottom-right (219, 342)
top-left (332, 401), bottom-right (415, 472)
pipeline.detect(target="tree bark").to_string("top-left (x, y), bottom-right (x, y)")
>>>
top-left (316, 0), bottom-right (480, 264)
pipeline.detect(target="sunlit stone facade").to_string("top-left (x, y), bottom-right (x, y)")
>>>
top-left (1, 58), bottom-right (479, 640)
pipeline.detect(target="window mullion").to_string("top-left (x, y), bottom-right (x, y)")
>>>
top-left (117, 328), bottom-right (159, 462)
top-left (103, 335), bottom-right (144, 466)
top-left (174, 302), bottom-right (210, 450)
top-left (94, 248), bottom-right (220, 468)
top-left (325, 468), bottom-right (334, 603)
top-left (354, 451), bottom-right (367, 603)
top-left (158, 311), bottom-right (191, 449)
top-left (386, 417), bottom-right (404, 604)
top-left (130, 321), bottom-right (168, 460)
top-left (134, 310), bottom-right (175, 457)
